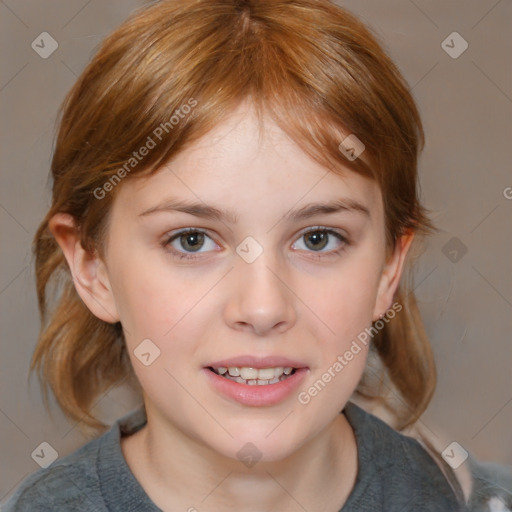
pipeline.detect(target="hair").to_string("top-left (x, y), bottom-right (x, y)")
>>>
top-left (33, 0), bottom-right (438, 433)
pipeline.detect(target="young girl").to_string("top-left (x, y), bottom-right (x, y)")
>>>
top-left (3, 0), bottom-right (487, 510)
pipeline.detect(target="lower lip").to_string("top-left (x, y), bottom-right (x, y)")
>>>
top-left (203, 368), bottom-right (309, 407)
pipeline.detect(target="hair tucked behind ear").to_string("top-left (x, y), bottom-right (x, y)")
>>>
top-left (33, 0), bottom-right (440, 434)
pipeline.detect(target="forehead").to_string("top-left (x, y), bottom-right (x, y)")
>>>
top-left (114, 102), bottom-right (383, 223)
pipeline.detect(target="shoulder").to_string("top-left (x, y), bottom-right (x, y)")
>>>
top-left (2, 413), bottom-right (133, 512)
top-left (2, 434), bottom-right (107, 511)
top-left (3, 408), bottom-right (148, 512)
top-left (344, 400), bottom-right (454, 482)
top-left (343, 401), bottom-right (467, 511)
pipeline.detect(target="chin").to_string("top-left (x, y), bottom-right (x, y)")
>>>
top-left (206, 421), bottom-right (310, 465)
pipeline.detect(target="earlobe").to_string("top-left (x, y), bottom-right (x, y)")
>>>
top-left (372, 231), bottom-right (415, 322)
top-left (48, 213), bottom-right (120, 324)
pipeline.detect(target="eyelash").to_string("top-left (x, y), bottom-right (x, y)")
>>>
top-left (162, 226), bottom-right (350, 262)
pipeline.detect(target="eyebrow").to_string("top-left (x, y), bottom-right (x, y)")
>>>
top-left (139, 197), bottom-right (371, 222)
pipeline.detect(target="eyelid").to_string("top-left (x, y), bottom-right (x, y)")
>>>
top-left (296, 225), bottom-right (348, 239)
top-left (164, 225), bottom-right (349, 240)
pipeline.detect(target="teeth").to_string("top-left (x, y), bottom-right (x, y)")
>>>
top-left (213, 366), bottom-right (295, 385)
top-left (236, 367), bottom-right (291, 380)
top-left (256, 368), bottom-right (275, 380)
top-left (240, 367), bottom-right (258, 380)
top-left (274, 367), bottom-right (285, 378)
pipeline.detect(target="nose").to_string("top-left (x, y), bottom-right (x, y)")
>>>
top-left (223, 249), bottom-right (297, 336)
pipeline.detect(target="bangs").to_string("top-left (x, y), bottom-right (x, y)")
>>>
top-left (54, 0), bottom-right (427, 248)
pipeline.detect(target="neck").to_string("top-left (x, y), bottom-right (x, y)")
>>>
top-left (122, 408), bottom-right (358, 512)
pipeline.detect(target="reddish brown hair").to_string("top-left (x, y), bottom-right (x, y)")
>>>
top-left (33, 0), bottom-right (437, 432)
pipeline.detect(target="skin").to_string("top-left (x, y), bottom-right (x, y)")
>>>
top-left (50, 102), bottom-right (414, 511)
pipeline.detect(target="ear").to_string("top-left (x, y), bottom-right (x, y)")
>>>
top-left (48, 213), bottom-right (120, 323)
top-left (372, 231), bottom-right (415, 322)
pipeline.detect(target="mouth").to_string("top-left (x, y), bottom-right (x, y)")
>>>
top-left (204, 356), bottom-right (308, 406)
top-left (208, 366), bottom-right (296, 386)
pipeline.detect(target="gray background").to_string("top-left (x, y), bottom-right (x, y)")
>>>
top-left (1, 0), bottom-right (511, 503)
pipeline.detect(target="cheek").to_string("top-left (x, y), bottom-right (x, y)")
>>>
top-left (309, 259), bottom-right (382, 345)
top-left (111, 265), bottom-right (202, 397)
top-left (107, 253), bottom-right (176, 339)
top-left (110, 256), bottom-right (218, 362)
top-left (296, 266), bottom-right (378, 412)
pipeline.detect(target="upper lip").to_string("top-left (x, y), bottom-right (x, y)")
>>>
top-left (207, 355), bottom-right (308, 369)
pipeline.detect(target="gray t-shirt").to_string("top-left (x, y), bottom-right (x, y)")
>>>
top-left (3, 401), bottom-right (467, 511)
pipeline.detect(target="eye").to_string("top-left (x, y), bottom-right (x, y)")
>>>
top-left (292, 227), bottom-right (349, 258)
top-left (162, 226), bottom-right (349, 262)
top-left (163, 228), bottom-right (219, 260)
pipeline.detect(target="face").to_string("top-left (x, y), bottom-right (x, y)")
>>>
top-left (69, 102), bottom-right (408, 462)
